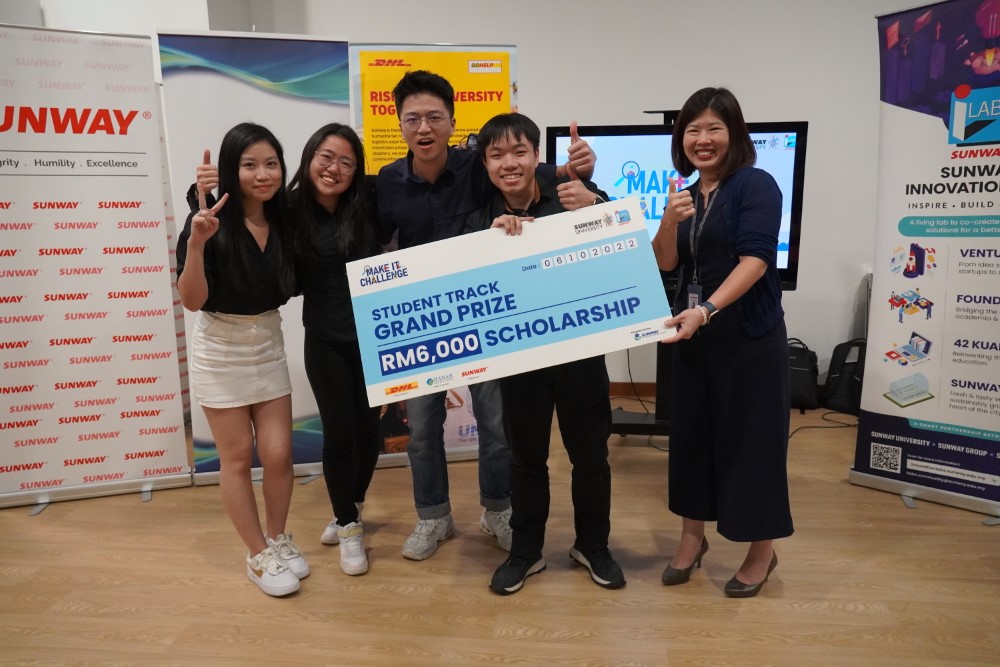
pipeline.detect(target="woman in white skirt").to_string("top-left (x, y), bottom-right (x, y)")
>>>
top-left (177, 123), bottom-right (307, 597)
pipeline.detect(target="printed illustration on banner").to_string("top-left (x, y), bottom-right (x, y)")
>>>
top-left (883, 332), bottom-right (932, 367)
top-left (890, 242), bottom-right (939, 277)
top-left (884, 372), bottom-right (934, 408)
top-left (887, 288), bottom-right (934, 322)
top-left (950, 84), bottom-right (1000, 145)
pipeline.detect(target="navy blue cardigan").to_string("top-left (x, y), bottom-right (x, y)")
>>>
top-left (679, 166), bottom-right (784, 338)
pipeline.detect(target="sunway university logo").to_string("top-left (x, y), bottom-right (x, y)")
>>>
top-left (950, 84), bottom-right (1000, 145)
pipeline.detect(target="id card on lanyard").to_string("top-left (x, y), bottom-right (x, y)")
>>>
top-left (686, 187), bottom-right (718, 310)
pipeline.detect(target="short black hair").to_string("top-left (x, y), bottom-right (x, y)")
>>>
top-left (477, 113), bottom-right (540, 154)
top-left (671, 87), bottom-right (756, 179)
top-left (392, 70), bottom-right (455, 118)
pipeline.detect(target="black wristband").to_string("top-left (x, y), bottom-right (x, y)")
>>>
top-left (699, 301), bottom-right (718, 321)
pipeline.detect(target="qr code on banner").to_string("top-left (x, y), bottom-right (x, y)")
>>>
top-left (871, 442), bottom-right (902, 473)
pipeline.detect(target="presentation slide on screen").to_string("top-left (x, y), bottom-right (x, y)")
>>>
top-left (553, 130), bottom-right (801, 268)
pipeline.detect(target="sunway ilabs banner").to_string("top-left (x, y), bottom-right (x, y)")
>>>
top-left (0, 25), bottom-right (188, 508)
top-left (852, 1), bottom-right (1000, 517)
top-left (348, 198), bottom-right (674, 406)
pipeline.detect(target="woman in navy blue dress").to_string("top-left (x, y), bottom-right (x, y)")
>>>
top-left (652, 88), bottom-right (793, 598)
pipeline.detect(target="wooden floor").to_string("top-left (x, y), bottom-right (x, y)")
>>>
top-left (2, 405), bottom-right (998, 666)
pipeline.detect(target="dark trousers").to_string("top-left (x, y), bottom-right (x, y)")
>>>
top-left (304, 332), bottom-right (381, 526)
top-left (500, 356), bottom-right (612, 561)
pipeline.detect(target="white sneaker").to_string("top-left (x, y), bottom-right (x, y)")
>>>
top-left (338, 521), bottom-right (368, 575)
top-left (321, 502), bottom-right (365, 545)
top-left (246, 545), bottom-right (300, 597)
top-left (480, 508), bottom-right (513, 551)
top-left (321, 520), bottom-right (340, 545)
top-left (401, 514), bottom-right (455, 561)
top-left (268, 533), bottom-right (310, 579)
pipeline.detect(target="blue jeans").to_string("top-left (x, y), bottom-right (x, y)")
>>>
top-left (405, 381), bottom-right (511, 519)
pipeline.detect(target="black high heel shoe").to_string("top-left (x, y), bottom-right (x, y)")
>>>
top-left (724, 551), bottom-right (778, 598)
top-left (661, 537), bottom-right (709, 586)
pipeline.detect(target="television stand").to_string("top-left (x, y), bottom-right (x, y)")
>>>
top-left (611, 408), bottom-right (668, 436)
top-left (610, 341), bottom-right (671, 438)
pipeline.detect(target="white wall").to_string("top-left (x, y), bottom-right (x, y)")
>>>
top-left (3, 0), bottom-right (921, 382)
top-left (37, 0), bottom-right (208, 33)
top-left (0, 0), bottom-right (42, 26)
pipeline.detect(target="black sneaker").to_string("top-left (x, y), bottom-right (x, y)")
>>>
top-left (489, 555), bottom-right (546, 595)
top-left (569, 546), bottom-right (626, 589)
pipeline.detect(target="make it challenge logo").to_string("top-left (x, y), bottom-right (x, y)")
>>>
top-left (359, 260), bottom-right (409, 287)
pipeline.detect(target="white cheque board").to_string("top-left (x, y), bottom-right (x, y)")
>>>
top-left (348, 197), bottom-right (675, 405)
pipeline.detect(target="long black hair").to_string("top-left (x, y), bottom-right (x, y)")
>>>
top-left (671, 87), bottom-right (756, 179)
top-left (287, 123), bottom-right (377, 260)
top-left (214, 122), bottom-right (296, 295)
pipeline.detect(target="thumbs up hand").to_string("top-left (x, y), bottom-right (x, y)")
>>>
top-left (196, 149), bottom-right (219, 207)
top-left (661, 176), bottom-right (694, 230)
top-left (564, 121), bottom-right (595, 180)
top-left (557, 179), bottom-right (601, 211)
top-left (567, 154), bottom-right (581, 181)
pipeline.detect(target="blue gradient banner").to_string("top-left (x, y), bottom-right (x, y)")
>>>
top-left (159, 33), bottom-right (349, 104)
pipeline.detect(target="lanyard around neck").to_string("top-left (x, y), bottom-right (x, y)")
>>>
top-left (688, 186), bottom-right (718, 283)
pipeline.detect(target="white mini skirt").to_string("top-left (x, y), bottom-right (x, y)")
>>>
top-left (189, 310), bottom-right (291, 409)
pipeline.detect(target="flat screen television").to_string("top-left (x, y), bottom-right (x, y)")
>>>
top-left (547, 121), bottom-right (808, 290)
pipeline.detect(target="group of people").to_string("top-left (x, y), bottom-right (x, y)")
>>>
top-left (176, 71), bottom-right (793, 600)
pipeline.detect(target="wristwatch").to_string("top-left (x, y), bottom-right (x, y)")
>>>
top-left (699, 301), bottom-right (718, 321)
